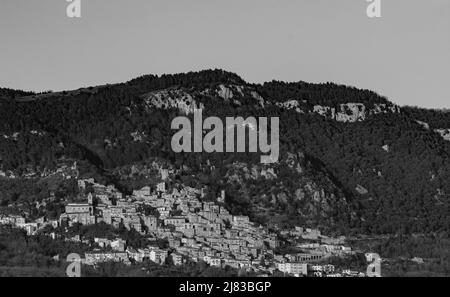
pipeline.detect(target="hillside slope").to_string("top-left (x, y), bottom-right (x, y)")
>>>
top-left (0, 70), bottom-right (449, 235)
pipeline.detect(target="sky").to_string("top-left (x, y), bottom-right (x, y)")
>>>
top-left (0, 0), bottom-right (449, 108)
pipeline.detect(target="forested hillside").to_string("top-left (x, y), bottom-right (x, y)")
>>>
top-left (0, 70), bottom-right (449, 235)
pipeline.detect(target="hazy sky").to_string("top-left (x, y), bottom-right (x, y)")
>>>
top-left (1, 0), bottom-right (449, 108)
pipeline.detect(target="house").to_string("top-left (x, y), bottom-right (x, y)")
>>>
top-left (127, 247), bottom-right (144, 262)
top-left (111, 239), bottom-right (126, 252)
top-left (168, 237), bottom-right (181, 248)
top-left (232, 216), bottom-right (250, 226)
top-left (149, 249), bottom-right (168, 264)
top-left (171, 253), bottom-right (183, 266)
top-left (342, 270), bottom-right (362, 277)
top-left (302, 228), bottom-right (321, 240)
top-left (277, 263), bottom-right (308, 276)
top-left (143, 215), bottom-right (158, 231)
top-left (60, 196), bottom-right (95, 226)
top-left (94, 238), bottom-right (112, 248)
top-left (208, 257), bottom-right (222, 267)
top-left (0, 215), bottom-right (26, 226)
top-left (21, 223), bottom-right (39, 235)
top-left (164, 217), bottom-right (187, 227)
top-left (322, 264), bottom-right (335, 274)
top-left (84, 252), bottom-right (130, 265)
top-left (133, 186), bottom-right (152, 199)
top-left (156, 182), bottom-right (166, 193)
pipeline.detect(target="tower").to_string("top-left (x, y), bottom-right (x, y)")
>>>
top-left (157, 182), bottom-right (166, 193)
top-left (87, 192), bottom-right (93, 205)
top-left (218, 190), bottom-right (225, 203)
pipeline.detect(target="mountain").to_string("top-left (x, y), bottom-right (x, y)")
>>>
top-left (0, 69), bottom-right (449, 235)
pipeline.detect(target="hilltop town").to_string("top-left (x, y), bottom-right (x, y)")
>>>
top-left (2, 70), bottom-right (447, 277)
top-left (0, 164), bottom-right (378, 277)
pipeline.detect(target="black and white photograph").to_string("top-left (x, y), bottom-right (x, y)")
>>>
top-left (0, 0), bottom-right (449, 286)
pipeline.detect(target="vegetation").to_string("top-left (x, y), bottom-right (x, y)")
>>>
top-left (0, 70), bottom-right (449, 274)
top-left (0, 225), bottom-right (252, 277)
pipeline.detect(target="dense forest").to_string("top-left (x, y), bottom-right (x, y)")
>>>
top-left (0, 88), bottom-right (35, 100)
top-left (255, 80), bottom-right (390, 107)
top-left (403, 106), bottom-right (450, 129)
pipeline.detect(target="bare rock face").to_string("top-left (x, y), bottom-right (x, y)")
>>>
top-left (261, 168), bottom-right (277, 179)
top-left (250, 91), bottom-right (265, 107)
top-left (277, 192), bottom-right (289, 204)
top-left (130, 131), bottom-right (146, 142)
top-left (285, 152), bottom-right (304, 174)
top-left (277, 101), bottom-right (399, 123)
top-left (356, 184), bottom-right (369, 195)
top-left (435, 128), bottom-right (450, 141)
top-left (217, 84), bottom-right (234, 100)
top-left (142, 88), bottom-right (204, 115)
top-left (313, 103), bottom-right (400, 122)
top-left (213, 84), bottom-right (265, 107)
top-left (416, 120), bottom-right (430, 130)
top-left (140, 84), bottom-right (399, 124)
top-left (313, 105), bottom-right (336, 118)
top-left (277, 100), bottom-right (305, 113)
top-left (335, 103), bottom-right (367, 122)
top-left (295, 188), bottom-right (305, 201)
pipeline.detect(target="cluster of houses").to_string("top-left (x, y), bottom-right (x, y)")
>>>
top-left (0, 167), bottom-right (374, 276)
top-left (50, 173), bottom-right (369, 276)
top-left (56, 178), bottom-right (281, 272)
top-left (0, 213), bottom-right (58, 236)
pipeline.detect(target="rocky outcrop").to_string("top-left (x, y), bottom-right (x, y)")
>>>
top-left (142, 88), bottom-right (204, 115)
top-left (276, 100), bottom-right (400, 122)
top-left (142, 84), bottom-right (399, 123)
top-left (435, 129), bottom-right (450, 141)
top-left (130, 131), bottom-right (146, 142)
top-left (416, 120), bottom-right (430, 130)
top-left (314, 103), bottom-right (400, 122)
top-left (222, 153), bottom-right (355, 231)
top-left (276, 100), bottom-right (305, 113)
